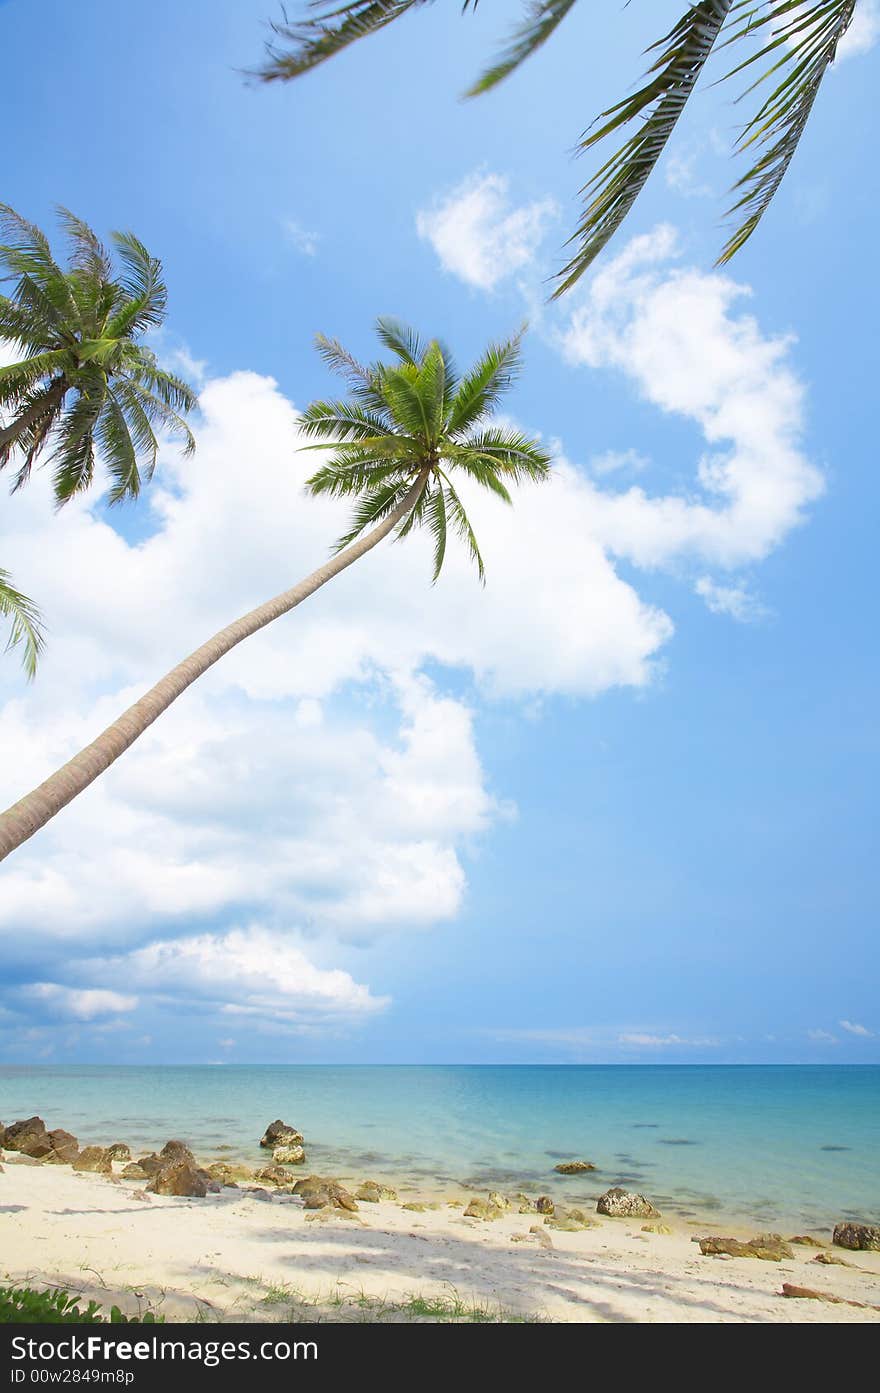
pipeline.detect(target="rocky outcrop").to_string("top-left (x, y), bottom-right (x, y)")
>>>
top-left (554, 1160), bottom-right (597, 1174)
top-left (535, 1195), bottom-right (555, 1215)
top-left (134, 1154), bottom-right (165, 1177)
top-left (832, 1221), bottom-right (880, 1251)
top-left (146, 1160), bottom-right (207, 1198)
top-left (46, 1129), bottom-right (79, 1163)
top-left (159, 1140), bottom-right (195, 1164)
top-left (72, 1147), bottom-right (113, 1174)
top-left (3, 1117), bottom-right (47, 1151)
top-left (292, 1176), bottom-right (358, 1211)
top-left (699, 1234), bottom-right (792, 1261)
top-left (121, 1162), bottom-right (148, 1180)
top-left (545, 1206), bottom-right (597, 1232)
top-left (206, 1161), bottom-right (254, 1184)
top-left (464, 1197), bottom-right (505, 1220)
top-left (255, 1163), bottom-right (294, 1186)
top-left (596, 1187), bottom-right (659, 1219)
top-left (5, 1118), bottom-right (53, 1158)
top-left (355, 1180), bottom-right (398, 1202)
top-left (272, 1144), bottom-right (305, 1165)
top-left (781, 1284), bottom-right (879, 1312)
top-left (106, 1143), bottom-right (131, 1162)
top-left (789, 1234), bottom-right (825, 1246)
top-left (260, 1120), bottom-right (303, 1150)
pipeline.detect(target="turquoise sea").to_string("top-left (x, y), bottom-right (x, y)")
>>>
top-left (2, 1065), bottom-right (878, 1232)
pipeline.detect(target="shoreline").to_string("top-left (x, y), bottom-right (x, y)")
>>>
top-left (3, 1127), bottom-right (880, 1323)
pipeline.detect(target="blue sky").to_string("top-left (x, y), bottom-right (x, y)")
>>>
top-left (0, 0), bottom-right (877, 1065)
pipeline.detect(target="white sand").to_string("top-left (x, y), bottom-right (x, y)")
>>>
top-left (2, 1159), bottom-right (879, 1324)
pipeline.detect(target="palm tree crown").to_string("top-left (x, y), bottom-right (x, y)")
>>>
top-left (254, 1), bottom-right (859, 290)
top-left (302, 317), bottom-right (551, 581)
top-left (0, 204), bottom-right (197, 505)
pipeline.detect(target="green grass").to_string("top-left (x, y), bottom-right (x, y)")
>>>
top-left (0, 1284), bottom-right (164, 1325)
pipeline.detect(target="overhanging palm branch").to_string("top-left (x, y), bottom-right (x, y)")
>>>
top-left (303, 315), bottom-right (550, 581)
top-left (0, 204), bottom-right (197, 505)
top-left (253, 1), bottom-right (862, 285)
top-left (0, 567), bottom-right (43, 679)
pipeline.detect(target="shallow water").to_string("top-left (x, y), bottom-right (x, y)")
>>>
top-left (2, 1065), bottom-right (877, 1231)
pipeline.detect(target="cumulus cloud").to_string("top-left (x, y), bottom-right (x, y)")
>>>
top-left (416, 172), bottom-right (557, 290)
top-left (12, 983), bottom-right (138, 1021)
top-left (559, 226), bottom-right (823, 570)
top-left (0, 224), bottom-right (822, 1041)
top-left (839, 1019), bottom-right (873, 1038)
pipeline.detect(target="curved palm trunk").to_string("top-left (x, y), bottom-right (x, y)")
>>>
top-left (0, 469), bottom-right (429, 863)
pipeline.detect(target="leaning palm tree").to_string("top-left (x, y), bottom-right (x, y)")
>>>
top-left (0, 205), bottom-right (198, 678)
top-left (0, 318), bottom-right (550, 862)
top-left (253, 1), bottom-right (860, 290)
top-left (0, 568), bottom-right (43, 679)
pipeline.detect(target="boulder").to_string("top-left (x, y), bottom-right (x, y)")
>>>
top-left (596, 1187), bottom-right (659, 1219)
top-left (72, 1146), bottom-right (113, 1174)
top-left (355, 1180), bottom-right (398, 1202)
top-left (146, 1160), bottom-right (207, 1198)
top-left (255, 1164), bottom-right (293, 1186)
top-left (292, 1174), bottom-right (329, 1196)
top-left (272, 1144), bottom-right (306, 1165)
top-left (3, 1116), bottom-right (47, 1151)
top-left (206, 1161), bottom-right (254, 1184)
top-left (303, 1188), bottom-right (331, 1209)
top-left (106, 1143), bottom-right (131, 1162)
top-left (535, 1196), bottom-right (555, 1215)
top-left (329, 1184), bottom-right (359, 1213)
top-left (487, 1191), bottom-right (510, 1211)
top-left (160, 1140), bottom-right (195, 1164)
top-left (464, 1198), bottom-right (505, 1220)
top-left (134, 1154), bottom-right (165, 1177)
top-left (699, 1234), bottom-right (792, 1261)
top-left (832, 1221), bottom-right (880, 1252)
top-left (259, 1119), bottom-right (303, 1150)
top-left (121, 1163), bottom-right (148, 1180)
top-left (47, 1130), bottom-right (79, 1163)
top-left (554, 1160), bottom-right (597, 1174)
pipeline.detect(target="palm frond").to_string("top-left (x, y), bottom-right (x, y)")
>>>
top-left (331, 474), bottom-right (422, 551)
top-left (466, 0), bottom-right (578, 95)
top-left (48, 382), bottom-right (106, 503)
top-left (0, 567), bottom-right (44, 679)
top-left (254, 1), bottom-right (432, 82)
top-left (375, 315), bottom-right (426, 367)
top-left (425, 483), bottom-right (448, 581)
top-left (554, 0), bottom-right (733, 296)
top-left (300, 397), bottom-right (399, 441)
top-left (106, 231), bottom-right (168, 336)
top-left (439, 473), bottom-right (485, 583)
top-left (716, 0), bottom-right (856, 262)
top-left (452, 426), bottom-right (552, 483)
top-left (56, 207), bottom-right (113, 286)
top-left (446, 331), bottom-right (523, 437)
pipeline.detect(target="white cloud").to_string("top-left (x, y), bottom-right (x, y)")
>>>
top-left (416, 172), bottom-right (557, 291)
top-left (695, 576), bottom-right (768, 623)
top-left (839, 1019), bottom-right (873, 1038)
top-left (834, 0), bottom-right (879, 59)
top-left (90, 925), bottom-right (387, 1025)
top-left (283, 217), bottom-right (319, 256)
top-left (807, 1029), bottom-right (838, 1043)
top-left (559, 226), bottom-right (823, 570)
top-left (14, 983), bottom-right (138, 1021)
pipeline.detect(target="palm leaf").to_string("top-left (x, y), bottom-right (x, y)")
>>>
top-left (439, 474), bottom-right (485, 583)
top-left (466, 0), bottom-right (578, 95)
top-left (554, 0), bottom-right (734, 296)
top-left (0, 567), bottom-right (44, 679)
top-left (446, 332), bottom-right (523, 437)
top-left (254, 1), bottom-right (434, 82)
top-left (716, 0), bottom-right (856, 262)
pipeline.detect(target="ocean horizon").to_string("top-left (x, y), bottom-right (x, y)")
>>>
top-left (4, 1063), bottom-right (877, 1232)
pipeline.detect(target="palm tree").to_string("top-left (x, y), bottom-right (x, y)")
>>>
top-left (0, 205), bottom-right (198, 680)
top-left (0, 204), bottom-right (196, 504)
top-left (253, 1), bottom-right (860, 290)
top-left (0, 318), bottom-right (550, 862)
top-left (0, 568), bottom-right (43, 679)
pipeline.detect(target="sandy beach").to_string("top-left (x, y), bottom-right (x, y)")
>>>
top-left (2, 1155), bottom-right (879, 1324)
